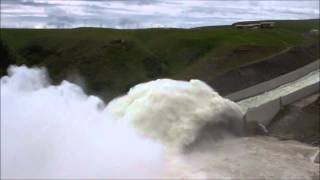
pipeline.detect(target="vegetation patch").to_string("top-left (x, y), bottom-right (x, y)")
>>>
top-left (1, 19), bottom-right (319, 99)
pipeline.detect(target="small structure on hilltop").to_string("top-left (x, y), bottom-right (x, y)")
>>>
top-left (260, 22), bottom-right (275, 29)
top-left (235, 23), bottom-right (260, 29)
top-left (234, 22), bottom-right (275, 29)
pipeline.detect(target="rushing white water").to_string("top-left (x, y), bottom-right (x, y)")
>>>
top-left (107, 79), bottom-right (244, 149)
top-left (1, 65), bottom-right (319, 179)
top-left (238, 70), bottom-right (320, 112)
top-left (1, 66), bottom-right (164, 178)
top-left (166, 136), bottom-right (319, 179)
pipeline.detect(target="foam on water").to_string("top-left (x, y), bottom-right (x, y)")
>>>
top-left (1, 66), bottom-right (164, 178)
top-left (106, 78), bottom-right (244, 149)
top-left (1, 65), bottom-right (319, 179)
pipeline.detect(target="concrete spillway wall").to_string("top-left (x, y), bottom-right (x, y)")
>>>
top-left (281, 82), bottom-right (320, 106)
top-left (244, 98), bottom-right (281, 126)
top-left (244, 81), bottom-right (319, 126)
top-left (227, 60), bottom-right (320, 102)
top-left (231, 60), bottom-right (320, 126)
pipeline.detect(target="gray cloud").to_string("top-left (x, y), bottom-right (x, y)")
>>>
top-left (46, 8), bottom-right (76, 28)
top-left (118, 18), bottom-right (139, 28)
top-left (1, 0), bottom-right (319, 28)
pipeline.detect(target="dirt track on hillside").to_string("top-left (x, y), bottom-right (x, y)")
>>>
top-left (209, 43), bottom-right (319, 95)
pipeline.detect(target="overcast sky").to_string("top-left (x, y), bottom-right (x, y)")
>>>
top-left (1, 0), bottom-right (319, 29)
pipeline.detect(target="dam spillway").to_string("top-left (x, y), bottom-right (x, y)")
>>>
top-left (238, 69), bottom-right (320, 112)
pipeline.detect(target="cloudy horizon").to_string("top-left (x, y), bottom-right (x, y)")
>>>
top-left (1, 0), bottom-right (319, 29)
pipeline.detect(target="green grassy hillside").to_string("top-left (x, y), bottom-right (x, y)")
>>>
top-left (1, 19), bottom-right (319, 99)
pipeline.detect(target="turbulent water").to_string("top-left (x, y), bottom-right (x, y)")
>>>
top-left (1, 65), bottom-right (319, 179)
top-left (238, 70), bottom-right (320, 112)
top-left (1, 66), bottom-right (164, 178)
top-left (107, 78), bottom-right (244, 149)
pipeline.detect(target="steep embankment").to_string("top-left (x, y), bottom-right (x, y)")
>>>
top-left (268, 94), bottom-right (320, 146)
top-left (210, 43), bottom-right (319, 95)
top-left (1, 19), bottom-right (319, 99)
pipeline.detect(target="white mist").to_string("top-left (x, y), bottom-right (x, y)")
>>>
top-left (1, 65), bottom-right (318, 179)
top-left (1, 66), bottom-right (164, 178)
